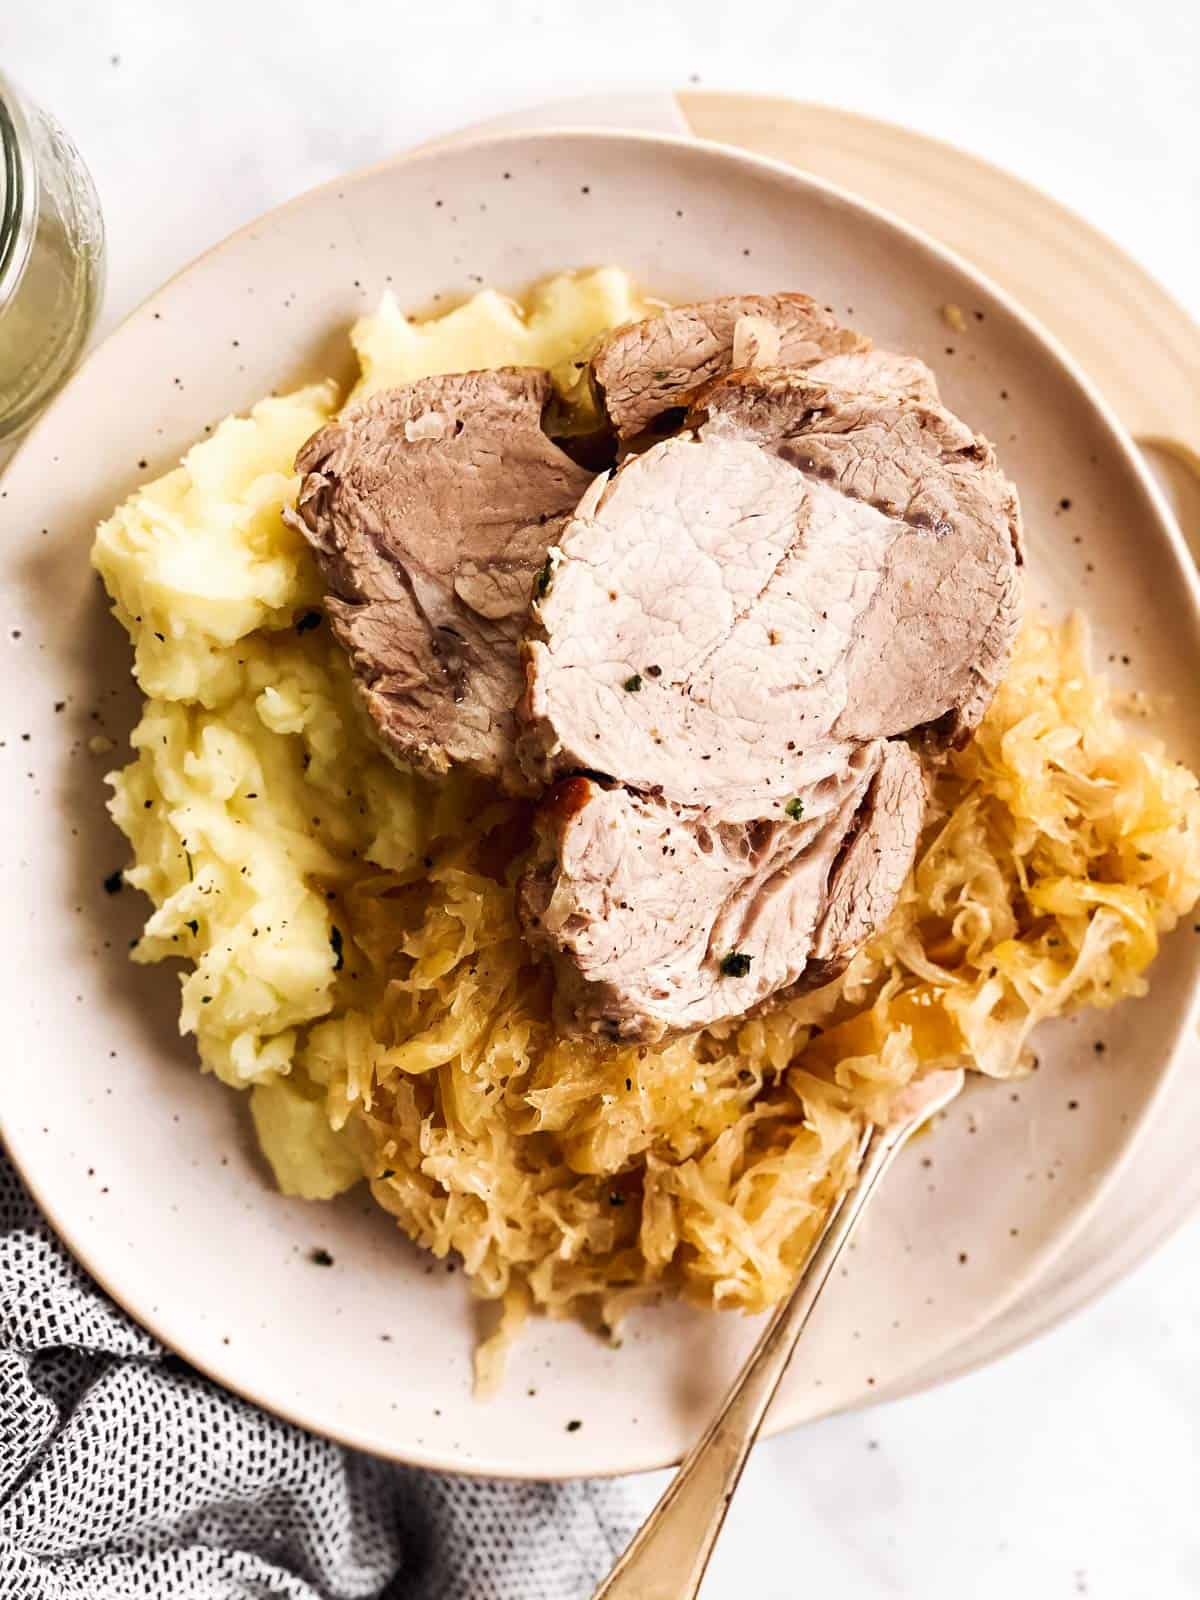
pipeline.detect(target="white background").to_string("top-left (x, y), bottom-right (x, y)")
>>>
top-left (8, 3), bottom-right (1200, 1597)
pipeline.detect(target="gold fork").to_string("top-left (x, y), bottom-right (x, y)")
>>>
top-left (592, 1068), bottom-right (965, 1600)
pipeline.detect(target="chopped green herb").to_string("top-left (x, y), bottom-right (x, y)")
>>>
top-left (784, 797), bottom-right (805, 820)
top-left (534, 556), bottom-right (553, 599)
top-left (308, 1247), bottom-right (334, 1266)
top-left (652, 370), bottom-right (669, 379)
top-left (623, 674), bottom-right (643, 693)
top-left (186, 919), bottom-right (199, 936)
top-left (295, 610), bottom-right (322, 634)
top-left (185, 851), bottom-right (194, 882)
top-left (720, 951), bottom-right (752, 978)
top-left (566, 1419), bottom-right (582, 1432)
top-left (102, 870), bottom-right (123, 895)
top-left (330, 925), bottom-right (345, 971)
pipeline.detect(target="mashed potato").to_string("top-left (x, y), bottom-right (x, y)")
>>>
top-left (93, 269), bottom-right (1200, 1384)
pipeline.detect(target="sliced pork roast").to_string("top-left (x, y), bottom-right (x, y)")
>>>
top-left (517, 364), bottom-right (1022, 1037)
top-left (521, 742), bottom-right (926, 1040)
top-left (288, 369), bottom-right (593, 792)
top-left (696, 367), bottom-right (1024, 745)
top-left (591, 293), bottom-right (867, 439)
top-left (519, 369), bottom-right (1022, 813)
top-left (288, 298), bottom-right (1020, 1041)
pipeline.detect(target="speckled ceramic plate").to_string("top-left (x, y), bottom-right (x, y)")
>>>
top-left (2, 127), bottom-right (1199, 1479)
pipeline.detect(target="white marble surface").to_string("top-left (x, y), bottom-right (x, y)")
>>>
top-left (8, 3), bottom-right (1200, 1595)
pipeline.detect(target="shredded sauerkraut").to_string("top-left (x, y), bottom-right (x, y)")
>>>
top-left (327, 616), bottom-right (1200, 1384)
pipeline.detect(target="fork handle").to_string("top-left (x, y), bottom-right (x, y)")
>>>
top-left (593, 1118), bottom-right (911, 1600)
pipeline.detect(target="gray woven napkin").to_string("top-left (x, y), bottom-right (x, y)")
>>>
top-left (0, 1152), bottom-right (644, 1599)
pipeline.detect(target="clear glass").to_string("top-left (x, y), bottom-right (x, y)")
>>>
top-left (0, 75), bottom-right (105, 440)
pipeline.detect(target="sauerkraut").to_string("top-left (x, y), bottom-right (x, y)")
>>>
top-left (93, 270), bottom-right (1200, 1388)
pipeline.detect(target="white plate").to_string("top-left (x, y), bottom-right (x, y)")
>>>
top-left (2, 128), bottom-right (1199, 1478)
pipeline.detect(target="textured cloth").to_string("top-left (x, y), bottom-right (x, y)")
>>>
top-left (0, 1151), bottom-right (643, 1599)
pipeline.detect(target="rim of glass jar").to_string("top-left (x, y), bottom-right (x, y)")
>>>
top-left (0, 74), bottom-right (39, 317)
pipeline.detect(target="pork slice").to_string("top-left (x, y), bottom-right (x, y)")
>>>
top-left (804, 348), bottom-right (940, 403)
top-left (288, 369), bottom-right (593, 791)
top-left (519, 374), bottom-right (1021, 813)
top-left (696, 368), bottom-right (1024, 743)
top-left (591, 293), bottom-right (867, 438)
top-left (519, 741), bottom-right (925, 1040)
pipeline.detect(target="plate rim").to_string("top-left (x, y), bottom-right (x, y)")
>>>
top-left (4, 120), bottom-right (1200, 1478)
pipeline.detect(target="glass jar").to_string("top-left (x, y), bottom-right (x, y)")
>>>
top-left (0, 74), bottom-right (105, 440)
